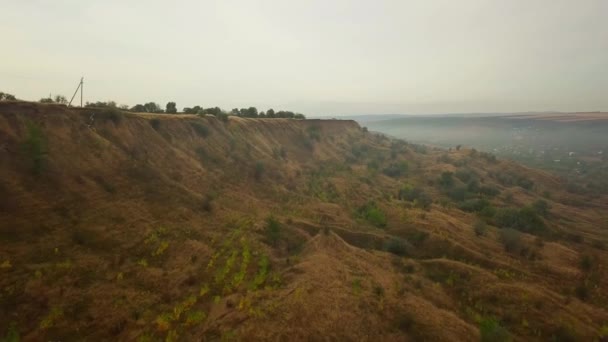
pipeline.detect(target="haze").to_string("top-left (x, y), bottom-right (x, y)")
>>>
top-left (1, 0), bottom-right (607, 115)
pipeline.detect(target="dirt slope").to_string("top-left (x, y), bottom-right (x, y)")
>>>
top-left (1, 102), bottom-right (607, 341)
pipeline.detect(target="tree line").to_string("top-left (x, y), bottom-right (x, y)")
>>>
top-left (37, 95), bottom-right (306, 119)
top-left (1, 91), bottom-right (307, 119)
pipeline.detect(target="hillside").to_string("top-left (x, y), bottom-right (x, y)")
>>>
top-left (1, 102), bottom-right (608, 341)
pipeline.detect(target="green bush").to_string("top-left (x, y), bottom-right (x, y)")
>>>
top-left (307, 125), bottom-right (321, 141)
top-left (385, 237), bottom-right (409, 256)
top-left (254, 162), bottom-right (265, 181)
top-left (580, 255), bottom-right (593, 272)
top-left (479, 318), bottom-right (511, 342)
top-left (359, 202), bottom-right (387, 228)
top-left (22, 121), bottom-right (47, 175)
top-left (532, 199), bottom-right (550, 217)
top-left (438, 171), bottom-right (454, 188)
top-left (1, 322), bottom-right (19, 342)
top-left (446, 185), bottom-right (469, 202)
top-left (265, 216), bottom-right (281, 246)
top-left (150, 118), bottom-right (161, 130)
top-left (473, 221), bottom-right (487, 236)
top-left (97, 108), bottom-right (124, 124)
top-left (459, 199), bottom-right (490, 213)
top-left (403, 229), bottom-right (429, 247)
top-left (479, 185), bottom-right (500, 197)
top-left (399, 184), bottom-right (432, 209)
top-left (455, 169), bottom-right (475, 182)
top-left (382, 161), bottom-right (408, 178)
top-left (191, 122), bottom-right (210, 137)
top-left (494, 207), bottom-right (545, 234)
top-left (499, 228), bottom-right (522, 253)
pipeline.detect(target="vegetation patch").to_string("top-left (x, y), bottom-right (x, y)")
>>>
top-left (494, 207), bottom-right (545, 235)
top-left (358, 202), bottom-right (387, 228)
top-left (22, 121), bottom-right (48, 175)
top-left (190, 122), bottom-right (210, 138)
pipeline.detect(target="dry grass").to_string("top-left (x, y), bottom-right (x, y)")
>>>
top-left (0, 101), bottom-right (607, 341)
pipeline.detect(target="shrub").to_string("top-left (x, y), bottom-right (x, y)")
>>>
top-left (403, 229), bottom-right (429, 247)
top-left (575, 284), bottom-right (589, 301)
top-left (97, 108), bottom-right (124, 124)
top-left (455, 169), bottom-right (474, 182)
top-left (494, 207), bottom-right (545, 234)
top-left (191, 122), bottom-right (210, 137)
top-left (446, 185), bottom-right (469, 202)
top-left (201, 195), bottom-right (213, 212)
top-left (499, 228), bottom-right (522, 253)
top-left (459, 199), bottom-right (490, 213)
top-left (532, 199), bottom-right (550, 217)
top-left (307, 125), bottom-right (321, 141)
top-left (367, 160), bottom-right (380, 171)
top-left (385, 237), bottom-right (409, 256)
top-left (474, 221), bottom-right (488, 236)
top-left (438, 171), bottom-right (454, 188)
top-left (254, 162), bottom-right (265, 181)
top-left (1, 322), bottom-right (19, 342)
top-left (359, 202), bottom-right (387, 228)
top-left (479, 152), bottom-right (497, 163)
top-left (580, 255), bottom-right (593, 272)
top-left (479, 318), bottom-right (511, 342)
top-left (215, 112), bottom-right (229, 123)
top-left (479, 185), bottom-right (500, 197)
top-left (479, 205), bottom-right (497, 218)
top-left (400, 185), bottom-right (425, 201)
top-left (467, 179), bottom-right (480, 192)
top-left (382, 161), bottom-right (408, 178)
top-left (552, 324), bottom-right (579, 341)
top-left (22, 121), bottom-right (47, 175)
top-left (516, 177), bottom-right (534, 190)
top-left (265, 216), bottom-right (281, 246)
top-left (150, 118), bottom-right (161, 131)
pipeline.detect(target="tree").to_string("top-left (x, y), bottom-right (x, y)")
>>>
top-left (165, 102), bottom-right (177, 114)
top-left (266, 108), bottom-right (275, 118)
top-left (144, 102), bottom-right (163, 113)
top-left (54, 95), bottom-right (68, 104)
top-left (85, 101), bottom-right (118, 108)
top-left (246, 107), bottom-right (258, 118)
top-left (130, 104), bottom-right (146, 112)
top-left (0, 92), bottom-right (17, 101)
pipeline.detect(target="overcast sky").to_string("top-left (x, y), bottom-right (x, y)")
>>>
top-left (1, 0), bottom-right (606, 115)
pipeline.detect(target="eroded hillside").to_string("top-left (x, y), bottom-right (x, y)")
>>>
top-left (1, 102), bottom-right (607, 341)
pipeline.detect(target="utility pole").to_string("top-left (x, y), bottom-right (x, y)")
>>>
top-left (68, 77), bottom-right (84, 107)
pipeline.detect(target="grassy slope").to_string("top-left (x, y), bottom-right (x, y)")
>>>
top-left (0, 102), bottom-right (607, 341)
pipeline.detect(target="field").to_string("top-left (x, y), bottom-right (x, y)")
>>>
top-left (1, 102), bottom-right (608, 341)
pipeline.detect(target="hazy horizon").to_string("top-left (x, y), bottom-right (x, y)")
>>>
top-left (2, 0), bottom-right (607, 115)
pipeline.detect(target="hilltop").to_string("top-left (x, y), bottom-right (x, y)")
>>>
top-left (1, 102), bottom-right (607, 341)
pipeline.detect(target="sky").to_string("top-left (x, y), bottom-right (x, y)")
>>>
top-left (1, 0), bottom-right (607, 115)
